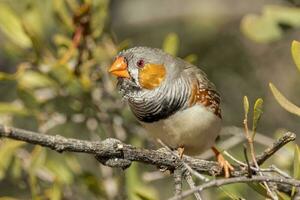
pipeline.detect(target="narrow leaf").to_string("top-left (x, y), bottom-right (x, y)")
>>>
top-left (0, 3), bottom-right (31, 48)
top-left (0, 103), bottom-right (28, 115)
top-left (0, 198), bottom-right (19, 200)
top-left (241, 14), bottom-right (281, 43)
top-left (30, 146), bottom-right (46, 172)
top-left (277, 191), bottom-right (292, 200)
top-left (292, 145), bottom-right (300, 196)
top-left (46, 159), bottom-right (73, 184)
top-left (0, 140), bottom-right (24, 180)
top-left (53, 0), bottom-right (73, 31)
top-left (47, 181), bottom-right (62, 200)
top-left (248, 182), bottom-right (267, 197)
top-left (17, 88), bottom-right (39, 109)
top-left (269, 83), bottom-right (300, 116)
top-left (18, 70), bottom-right (57, 89)
top-left (291, 40), bottom-right (300, 72)
top-left (162, 33), bottom-right (179, 56)
top-left (184, 54), bottom-right (198, 64)
top-left (252, 98), bottom-right (263, 138)
top-left (293, 145), bottom-right (300, 179)
top-left (243, 96), bottom-right (250, 119)
top-left (241, 5), bottom-right (300, 43)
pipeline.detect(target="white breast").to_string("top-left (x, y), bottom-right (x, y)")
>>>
top-left (141, 104), bottom-right (221, 155)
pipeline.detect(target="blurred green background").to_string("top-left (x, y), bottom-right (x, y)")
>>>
top-left (0, 0), bottom-right (299, 199)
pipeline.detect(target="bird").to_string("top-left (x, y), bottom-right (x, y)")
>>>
top-left (108, 46), bottom-right (233, 177)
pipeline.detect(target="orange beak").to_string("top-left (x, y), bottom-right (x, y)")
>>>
top-left (108, 56), bottom-right (130, 78)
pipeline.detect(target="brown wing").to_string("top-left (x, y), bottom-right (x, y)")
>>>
top-left (184, 64), bottom-right (222, 118)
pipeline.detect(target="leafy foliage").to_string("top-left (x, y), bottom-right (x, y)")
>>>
top-left (292, 40), bottom-right (300, 72)
top-left (252, 98), bottom-right (263, 139)
top-left (163, 32), bottom-right (179, 56)
top-left (241, 5), bottom-right (300, 43)
top-left (0, 0), bottom-right (130, 199)
top-left (269, 40), bottom-right (300, 117)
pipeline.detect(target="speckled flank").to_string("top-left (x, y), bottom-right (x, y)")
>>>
top-left (189, 81), bottom-right (221, 118)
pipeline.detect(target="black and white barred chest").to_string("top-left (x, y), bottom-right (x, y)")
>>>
top-left (127, 79), bottom-right (191, 123)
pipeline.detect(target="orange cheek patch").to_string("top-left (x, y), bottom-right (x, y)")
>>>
top-left (139, 64), bottom-right (166, 90)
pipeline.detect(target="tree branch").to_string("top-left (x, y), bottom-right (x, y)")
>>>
top-left (254, 132), bottom-right (296, 166)
top-left (0, 125), bottom-right (297, 195)
top-left (169, 175), bottom-right (300, 200)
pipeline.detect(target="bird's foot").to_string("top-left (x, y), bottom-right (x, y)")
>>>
top-left (212, 147), bottom-right (234, 178)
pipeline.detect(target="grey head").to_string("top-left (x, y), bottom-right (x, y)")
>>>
top-left (116, 46), bottom-right (184, 98)
top-left (111, 46), bottom-right (192, 123)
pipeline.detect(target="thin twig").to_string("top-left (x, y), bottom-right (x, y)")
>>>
top-left (243, 144), bottom-right (252, 178)
top-left (184, 170), bottom-right (202, 200)
top-left (223, 151), bottom-right (247, 167)
top-left (243, 112), bottom-right (277, 199)
top-left (157, 139), bottom-right (207, 199)
top-left (157, 139), bottom-right (209, 182)
top-left (168, 176), bottom-right (300, 200)
top-left (268, 165), bottom-right (291, 179)
top-left (224, 151), bottom-right (292, 179)
top-left (174, 168), bottom-right (183, 198)
top-left (254, 132), bottom-right (296, 166)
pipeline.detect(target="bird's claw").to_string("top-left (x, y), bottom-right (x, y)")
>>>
top-left (216, 153), bottom-right (234, 178)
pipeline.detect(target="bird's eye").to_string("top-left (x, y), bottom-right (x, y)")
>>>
top-left (137, 59), bottom-right (145, 68)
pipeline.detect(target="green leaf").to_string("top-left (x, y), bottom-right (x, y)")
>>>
top-left (163, 33), bottom-right (179, 56)
top-left (30, 146), bottom-right (46, 172)
top-left (252, 98), bottom-right (263, 138)
top-left (53, 0), bottom-right (73, 31)
top-left (292, 145), bottom-right (300, 196)
top-left (0, 2), bottom-right (31, 48)
top-left (11, 156), bottom-right (22, 180)
top-left (0, 102), bottom-right (28, 115)
top-left (17, 88), bottom-right (39, 110)
top-left (28, 147), bottom-right (45, 200)
top-left (0, 197), bottom-right (19, 200)
top-left (48, 65), bottom-right (73, 85)
top-left (46, 158), bottom-right (73, 184)
top-left (0, 72), bottom-right (14, 81)
top-left (53, 34), bottom-right (72, 47)
top-left (45, 181), bottom-right (62, 200)
top-left (90, 0), bottom-right (109, 38)
top-left (0, 140), bottom-right (24, 180)
top-left (18, 70), bottom-right (57, 89)
top-left (248, 182), bottom-right (267, 197)
top-left (277, 191), bottom-right (291, 200)
top-left (241, 5), bottom-right (300, 43)
top-left (79, 172), bottom-right (107, 197)
top-left (291, 40), bottom-right (300, 72)
top-left (20, 2), bottom-right (46, 59)
top-left (293, 145), bottom-right (300, 179)
top-left (135, 189), bottom-right (158, 200)
top-left (243, 96), bottom-right (249, 119)
top-left (241, 14), bottom-right (281, 43)
top-left (21, 20), bottom-right (43, 59)
top-left (184, 54), bottom-right (198, 64)
top-left (269, 83), bottom-right (300, 116)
